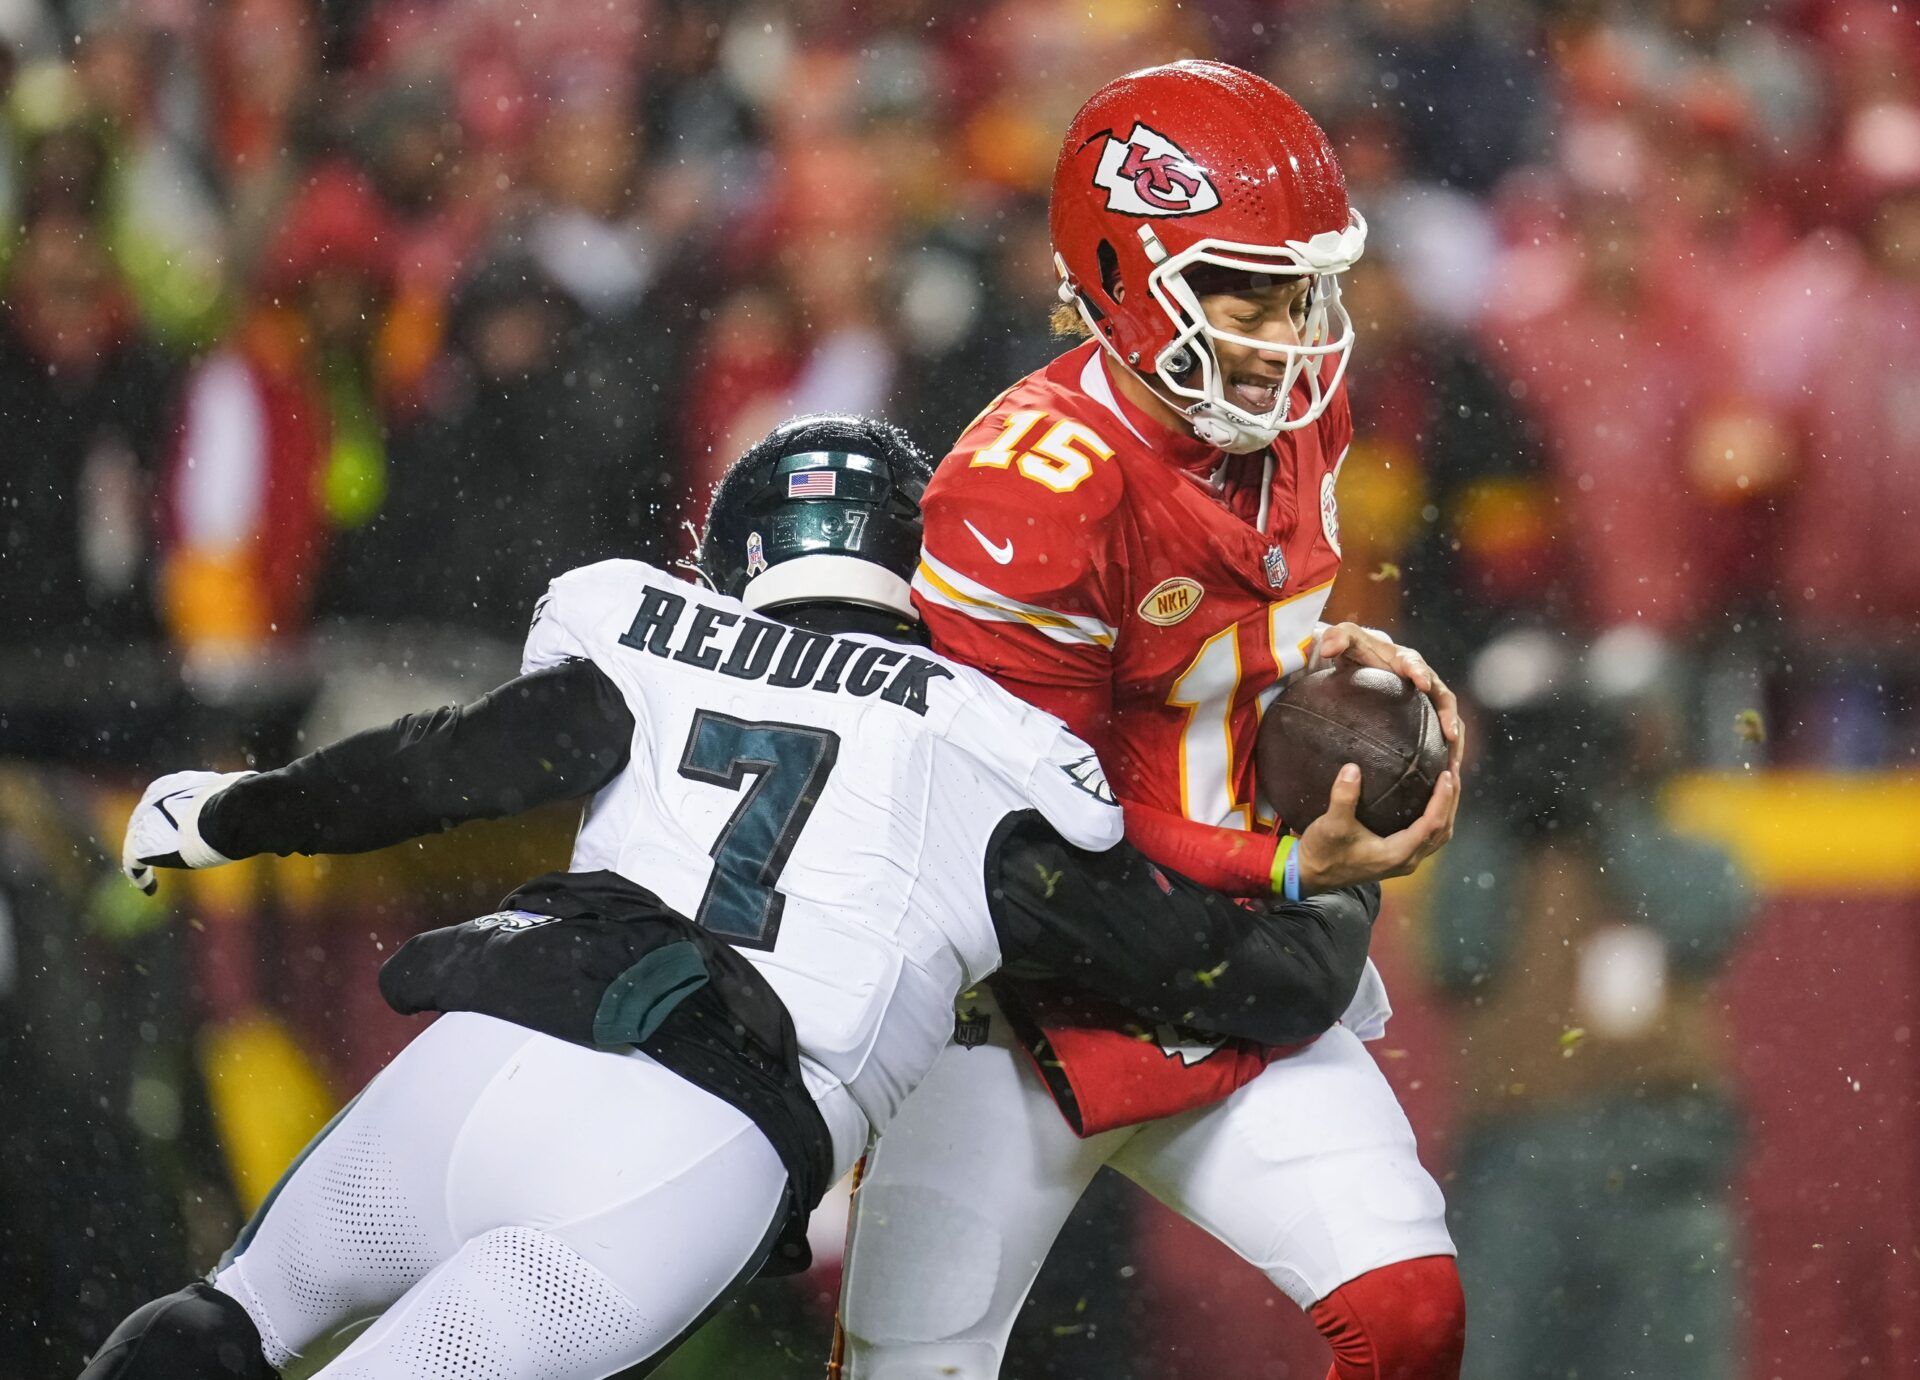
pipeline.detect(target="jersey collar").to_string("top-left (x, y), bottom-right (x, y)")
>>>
top-left (1086, 347), bottom-right (1228, 479)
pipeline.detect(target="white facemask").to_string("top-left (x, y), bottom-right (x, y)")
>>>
top-left (1064, 212), bottom-right (1368, 453)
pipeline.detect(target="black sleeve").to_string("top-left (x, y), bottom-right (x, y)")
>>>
top-left (985, 812), bottom-right (1380, 1046)
top-left (198, 659), bottom-right (636, 861)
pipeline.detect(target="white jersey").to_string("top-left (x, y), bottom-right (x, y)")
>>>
top-left (521, 560), bottom-right (1121, 1134)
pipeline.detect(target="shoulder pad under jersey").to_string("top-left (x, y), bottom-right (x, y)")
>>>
top-left (522, 558), bottom-right (687, 674)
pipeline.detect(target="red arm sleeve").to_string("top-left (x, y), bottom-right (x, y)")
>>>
top-left (984, 673), bottom-right (1279, 897)
top-left (1122, 799), bottom-right (1279, 897)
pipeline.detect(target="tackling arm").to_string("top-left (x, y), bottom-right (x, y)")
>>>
top-left (142, 660), bottom-right (633, 873)
top-left (985, 811), bottom-right (1379, 1046)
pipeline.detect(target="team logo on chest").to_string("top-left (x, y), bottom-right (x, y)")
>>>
top-left (1137, 576), bottom-right (1205, 626)
top-left (1320, 474), bottom-right (1342, 558)
top-left (1092, 124), bottom-right (1221, 217)
top-left (1262, 545), bottom-right (1289, 590)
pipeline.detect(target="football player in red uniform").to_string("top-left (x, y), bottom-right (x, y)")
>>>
top-left (836, 62), bottom-right (1466, 1379)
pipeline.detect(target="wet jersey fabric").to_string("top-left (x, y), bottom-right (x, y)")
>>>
top-left (519, 558), bottom-right (1122, 1137)
top-left (913, 341), bottom-right (1347, 830)
top-left (912, 342), bottom-right (1388, 1133)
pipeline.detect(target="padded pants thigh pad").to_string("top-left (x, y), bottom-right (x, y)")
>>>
top-left (841, 1182), bottom-right (1004, 1345)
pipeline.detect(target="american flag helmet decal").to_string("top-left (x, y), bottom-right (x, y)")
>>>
top-left (787, 470), bottom-right (838, 499)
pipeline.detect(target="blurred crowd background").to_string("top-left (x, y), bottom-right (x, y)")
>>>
top-left (3, 0), bottom-right (1918, 1376)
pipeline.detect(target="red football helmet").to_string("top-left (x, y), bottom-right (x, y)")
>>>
top-left (1051, 60), bottom-right (1366, 451)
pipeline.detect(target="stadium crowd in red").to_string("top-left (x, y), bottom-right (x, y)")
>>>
top-left (1, 0), bottom-right (1915, 766)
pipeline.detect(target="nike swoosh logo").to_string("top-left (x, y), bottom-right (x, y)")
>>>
top-left (964, 520), bottom-right (1014, 565)
top-left (155, 790), bottom-right (193, 828)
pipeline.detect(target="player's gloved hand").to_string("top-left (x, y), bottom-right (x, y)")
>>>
top-left (1295, 761), bottom-right (1457, 891)
top-left (1312, 621), bottom-right (1466, 837)
top-left (121, 770), bottom-right (255, 895)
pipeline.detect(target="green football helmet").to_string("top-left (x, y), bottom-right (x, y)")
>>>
top-left (699, 415), bottom-right (934, 621)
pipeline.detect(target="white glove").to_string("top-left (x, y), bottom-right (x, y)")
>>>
top-left (121, 770), bottom-right (256, 895)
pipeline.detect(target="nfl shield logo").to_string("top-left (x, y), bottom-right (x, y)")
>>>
top-left (746, 531), bottom-right (767, 577)
top-left (954, 1007), bottom-right (990, 1049)
top-left (1263, 544), bottom-right (1289, 589)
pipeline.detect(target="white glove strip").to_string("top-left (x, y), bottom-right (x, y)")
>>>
top-left (170, 776), bottom-right (250, 868)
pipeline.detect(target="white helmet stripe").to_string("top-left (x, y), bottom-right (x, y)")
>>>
top-left (742, 554), bottom-right (917, 620)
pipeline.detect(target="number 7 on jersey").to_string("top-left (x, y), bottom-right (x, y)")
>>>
top-left (677, 711), bottom-right (840, 949)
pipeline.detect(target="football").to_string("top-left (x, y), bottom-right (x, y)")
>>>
top-left (1257, 663), bottom-right (1447, 837)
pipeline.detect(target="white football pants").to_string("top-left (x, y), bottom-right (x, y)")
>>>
top-left (213, 1012), bottom-right (862, 1379)
top-left (838, 989), bottom-right (1454, 1379)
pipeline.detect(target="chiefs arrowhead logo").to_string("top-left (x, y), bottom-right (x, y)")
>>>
top-left (1093, 124), bottom-right (1221, 217)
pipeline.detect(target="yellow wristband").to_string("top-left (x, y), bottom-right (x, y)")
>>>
top-left (1270, 834), bottom-right (1298, 896)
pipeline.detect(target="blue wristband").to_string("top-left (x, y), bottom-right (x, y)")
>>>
top-left (1283, 843), bottom-right (1303, 902)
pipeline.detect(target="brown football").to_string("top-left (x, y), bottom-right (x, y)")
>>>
top-left (1257, 663), bottom-right (1447, 837)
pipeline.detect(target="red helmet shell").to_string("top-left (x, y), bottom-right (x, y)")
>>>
top-left (1051, 60), bottom-right (1352, 367)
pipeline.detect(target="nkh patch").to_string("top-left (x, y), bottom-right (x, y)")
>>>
top-left (1138, 575), bottom-right (1204, 626)
top-left (788, 470), bottom-right (837, 498)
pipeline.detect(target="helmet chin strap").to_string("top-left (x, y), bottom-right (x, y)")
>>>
top-left (1187, 403), bottom-right (1280, 454)
top-left (1159, 343), bottom-right (1280, 454)
top-left (1085, 312), bottom-right (1282, 455)
top-left (1149, 317), bottom-right (1283, 454)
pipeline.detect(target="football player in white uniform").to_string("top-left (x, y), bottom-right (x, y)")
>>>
top-left (88, 416), bottom-right (1386, 1380)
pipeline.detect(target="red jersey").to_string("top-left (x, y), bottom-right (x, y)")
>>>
top-left (912, 340), bottom-right (1354, 1134)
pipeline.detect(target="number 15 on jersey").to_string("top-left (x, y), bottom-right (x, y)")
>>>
top-left (1166, 593), bottom-right (1327, 830)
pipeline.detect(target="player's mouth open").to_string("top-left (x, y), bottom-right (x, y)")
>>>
top-left (1228, 377), bottom-right (1282, 414)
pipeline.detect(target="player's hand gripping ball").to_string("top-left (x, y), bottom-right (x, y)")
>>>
top-left (1258, 663), bottom-right (1449, 837)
